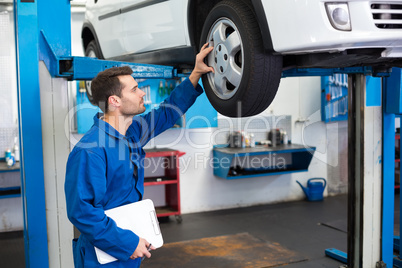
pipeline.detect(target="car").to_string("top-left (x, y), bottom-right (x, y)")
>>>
top-left (82, 0), bottom-right (402, 117)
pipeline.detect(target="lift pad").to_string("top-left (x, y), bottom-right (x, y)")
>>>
top-left (325, 248), bottom-right (347, 264)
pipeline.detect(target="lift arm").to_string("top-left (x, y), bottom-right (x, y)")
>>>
top-left (282, 66), bottom-right (390, 78)
top-left (38, 31), bottom-right (178, 81)
top-left (40, 28), bottom-right (387, 81)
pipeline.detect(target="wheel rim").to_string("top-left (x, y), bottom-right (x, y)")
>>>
top-left (206, 18), bottom-right (244, 100)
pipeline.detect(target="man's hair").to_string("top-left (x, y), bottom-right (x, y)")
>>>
top-left (89, 66), bottom-right (134, 113)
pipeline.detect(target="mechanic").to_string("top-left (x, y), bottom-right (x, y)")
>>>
top-left (65, 43), bottom-right (214, 268)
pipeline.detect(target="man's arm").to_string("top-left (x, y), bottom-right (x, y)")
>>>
top-left (189, 43), bottom-right (215, 88)
top-left (131, 44), bottom-right (214, 146)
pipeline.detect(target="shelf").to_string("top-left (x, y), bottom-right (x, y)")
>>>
top-left (0, 163), bottom-right (21, 199)
top-left (213, 144), bottom-right (316, 179)
top-left (213, 143), bottom-right (315, 156)
top-left (144, 177), bottom-right (178, 186)
top-left (143, 148), bottom-right (183, 219)
top-left (226, 168), bottom-right (310, 179)
top-left (0, 162), bottom-right (20, 173)
top-left (0, 186), bottom-right (21, 199)
top-left (155, 206), bottom-right (179, 217)
top-left (145, 148), bottom-right (185, 158)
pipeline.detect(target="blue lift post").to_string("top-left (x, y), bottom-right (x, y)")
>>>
top-left (287, 67), bottom-right (393, 268)
top-left (286, 67), bottom-right (395, 267)
top-left (286, 67), bottom-right (400, 267)
top-left (384, 68), bottom-right (402, 267)
top-left (383, 71), bottom-right (396, 267)
top-left (323, 69), bottom-right (402, 267)
top-left (15, 1), bottom-right (50, 267)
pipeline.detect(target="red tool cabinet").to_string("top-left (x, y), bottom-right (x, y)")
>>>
top-left (144, 148), bottom-right (185, 222)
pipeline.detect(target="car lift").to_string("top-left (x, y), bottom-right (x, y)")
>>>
top-left (14, 1), bottom-right (400, 267)
top-left (285, 69), bottom-right (394, 268)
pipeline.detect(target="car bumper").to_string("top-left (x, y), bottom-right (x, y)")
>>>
top-left (262, 0), bottom-right (402, 57)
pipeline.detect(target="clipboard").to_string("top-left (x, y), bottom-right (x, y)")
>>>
top-left (94, 199), bottom-right (164, 264)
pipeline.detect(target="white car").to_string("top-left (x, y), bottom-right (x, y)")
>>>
top-left (82, 0), bottom-right (402, 117)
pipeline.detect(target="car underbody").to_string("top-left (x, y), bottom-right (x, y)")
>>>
top-left (109, 45), bottom-right (402, 75)
top-left (287, 48), bottom-right (402, 71)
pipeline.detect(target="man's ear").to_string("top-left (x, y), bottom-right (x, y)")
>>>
top-left (108, 95), bottom-right (121, 111)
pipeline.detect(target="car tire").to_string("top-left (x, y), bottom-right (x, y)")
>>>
top-left (84, 40), bottom-right (103, 102)
top-left (200, 0), bottom-right (283, 117)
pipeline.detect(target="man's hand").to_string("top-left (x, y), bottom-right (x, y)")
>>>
top-left (130, 238), bottom-right (156, 260)
top-left (189, 43), bottom-right (215, 88)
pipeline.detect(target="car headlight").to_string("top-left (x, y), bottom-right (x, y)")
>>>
top-left (325, 3), bottom-right (351, 31)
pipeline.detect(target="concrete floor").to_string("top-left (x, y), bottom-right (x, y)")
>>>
top-left (154, 194), bottom-right (348, 268)
top-left (1, 193), bottom-right (399, 267)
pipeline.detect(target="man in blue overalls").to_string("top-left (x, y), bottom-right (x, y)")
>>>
top-left (65, 44), bottom-right (214, 267)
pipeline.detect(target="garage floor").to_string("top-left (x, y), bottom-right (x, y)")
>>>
top-left (146, 194), bottom-right (348, 268)
top-left (1, 193), bottom-right (399, 267)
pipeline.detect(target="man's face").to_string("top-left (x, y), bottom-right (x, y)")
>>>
top-left (118, 75), bottom-right (146, 116)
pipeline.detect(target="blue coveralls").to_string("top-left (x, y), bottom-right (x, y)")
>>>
top-left (65, 79), bottom-right (203, 267)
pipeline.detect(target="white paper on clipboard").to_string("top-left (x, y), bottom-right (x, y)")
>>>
top-left (94, 199), bottom-right (164, 265)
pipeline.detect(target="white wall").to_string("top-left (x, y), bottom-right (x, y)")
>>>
top-left (266, 77), bottom-right (348, 196)
top-left (0, 3), bottom-right (23, 232)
